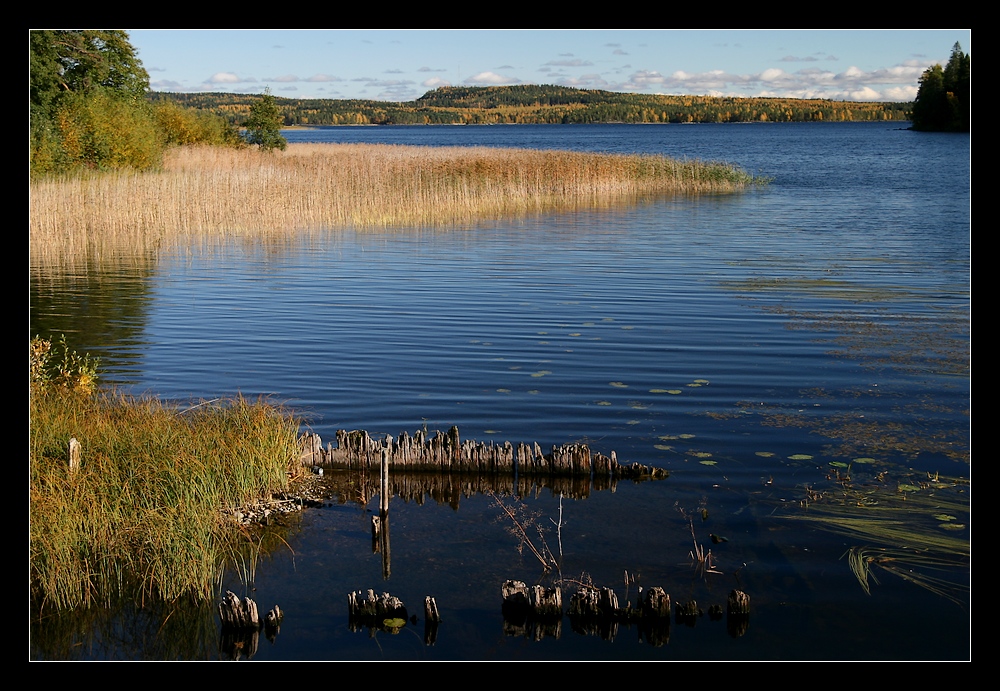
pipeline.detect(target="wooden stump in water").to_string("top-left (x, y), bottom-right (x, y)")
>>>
top-left (530, 584), bottom-right (563, 619)
top-left (299, 431), bottom-right (323, 467)
top-left (501, 580), bottom-right (531, 620)
top-left (347, 589), bottom-right (408, 622)
top-left (727, 589), bottom-right (750, 637)
top-left (642, 587), bottom-right (671, 618)
top-left (675, 599), bottom-right (700, 625)
top-left (727, 589), bottom-right (750, 615)
top-left (264, 605), bottom-right (283, 642)
top-left (424, 596), bottom-right (441, 623)
top-left (218, 590), bottom-right (260, 630)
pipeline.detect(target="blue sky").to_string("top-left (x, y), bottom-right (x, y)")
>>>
top-left (128, 30), bottom-right (970, 103)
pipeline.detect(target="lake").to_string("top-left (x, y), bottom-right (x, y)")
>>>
top-left (29, 122), bottom-right (970, 660)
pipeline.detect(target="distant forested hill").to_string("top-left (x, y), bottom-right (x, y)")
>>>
top-left (150, 85), bottom-right (912, 127)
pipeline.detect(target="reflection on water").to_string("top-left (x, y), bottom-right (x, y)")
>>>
top-left (29, 123), bottom-right (969, 660)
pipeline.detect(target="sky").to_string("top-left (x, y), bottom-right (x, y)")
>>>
top-left (127, 30), bottom-right (971, 103)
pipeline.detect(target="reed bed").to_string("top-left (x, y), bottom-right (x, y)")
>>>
top-left (30, 142), bottom-right (762, 266)
top-left (30, 390), bottom-right (301, 610)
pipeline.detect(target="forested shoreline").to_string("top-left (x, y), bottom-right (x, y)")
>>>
top-left (153, 85), bottom-right (912, 127)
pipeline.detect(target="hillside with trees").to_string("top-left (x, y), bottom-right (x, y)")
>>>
top-left (911, 43), bottom-right (970, 132)
top-left (154, 86), bottom-right (912, 128)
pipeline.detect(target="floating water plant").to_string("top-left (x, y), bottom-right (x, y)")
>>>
top-left (779, 470), bottom-right (969, 604)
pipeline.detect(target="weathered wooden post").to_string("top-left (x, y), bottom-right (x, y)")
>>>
top-left (727, 589), bottom-right (750, 637)
top-left (380, 512), bottom-right (391, 580)
top-left (68, 437), bottom-right (81, 473)
top-left (424, 595), bottom-right (441, 646)
top-left (380, 447), bottom-right (390, 514)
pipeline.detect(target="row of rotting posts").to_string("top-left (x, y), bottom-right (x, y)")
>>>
top-left (343, 582), bottom-right (751, 648)
top-left (299, 426), bottom-right (669, 482)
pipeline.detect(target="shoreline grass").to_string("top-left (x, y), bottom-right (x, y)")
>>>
top-left (30, 142), bottom-right (764, 267)
top-left (30, 386), bottom-right (301, 611)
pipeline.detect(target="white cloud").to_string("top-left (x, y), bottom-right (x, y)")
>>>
top-left (206, 72), bottom-right (245, 84)
top-left (465, 71), bottom-right (520, 85)
top-left (306, 74), bottom-right (340, 83)
top-left (884, 85), bottom-right (918, 101)
top-left (422, 77), bottom-right (451, 88)
top-left (272, 74), bottom-right (299, 82)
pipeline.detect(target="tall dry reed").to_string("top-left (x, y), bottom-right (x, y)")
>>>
top-left (30, 143), bottom-right (761, 267)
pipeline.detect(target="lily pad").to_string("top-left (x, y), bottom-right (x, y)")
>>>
top-left (933, 514), bottom-right (957, 522)
top-left (755, 451), bottom-right (775, 458)
top-left (596, 400), bottom-right (612, 406)
top-left (659, 435), bottom-right (678, 440)
top-left (699, 460), bottom-right (718, 466)
top-left (531, 370), bottom-right (552, 378)
top-left (654, 444), bottom-right (673, 451)
top-left (678, 434), bottom-right (696, 439)
top-left (853, 457), bottom-right (877, 464)
top-left (649, 388), bottom-right (671, 394)
top-left (666, 390), bottom-right (683, 395)
top-left (496, 388), bottom-right (511, 393)
top-left (382, 618), bottom-right (406, 629)
top-left (609, 381), bottom-right (628, 388)
top-left (693, 379), bottom-right (710, 384)
top-left (829, 461), bottom-right (849, 468)
top-left (939, 523), bottom-right (966, 531)
top-left (693, 452), bottom-right (713, 458)
top-left (788, 454), bottom-right (813, 460)
top-left (897, 483), bottom-right (921, 492)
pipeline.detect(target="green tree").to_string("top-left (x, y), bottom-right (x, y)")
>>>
top-left (911, 42), bottom-right (970, 132)
top-left (245, 89), bottom-right (287, 151)
top-left (30, 30), bottom-right (157, 175)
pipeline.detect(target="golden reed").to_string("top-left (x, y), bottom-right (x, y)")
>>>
top-left (30, 143), bottom-right (760, 266)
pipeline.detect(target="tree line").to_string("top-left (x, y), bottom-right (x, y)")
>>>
top-left (160, 86), bottom-right (912, 127)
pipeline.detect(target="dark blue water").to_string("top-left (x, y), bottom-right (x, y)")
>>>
top-left (30, 123), bottom-right (970, 660)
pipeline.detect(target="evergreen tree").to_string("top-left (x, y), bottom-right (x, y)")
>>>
top-left (912, 43), bottom-right (970, 132)
top-left (245, 89), bottom-right (287, 151)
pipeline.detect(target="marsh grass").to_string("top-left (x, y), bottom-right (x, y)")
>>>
top-left (30, 143), bottom-right (763, 267)
top-left (30, 389), bottom-right (301, 611)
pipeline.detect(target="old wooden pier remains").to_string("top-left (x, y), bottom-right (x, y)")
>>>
top-left (300, 425), bottom-right (668, 481)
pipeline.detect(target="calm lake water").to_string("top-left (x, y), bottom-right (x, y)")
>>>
top-left (30, 123), bottom-right (970, 660)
